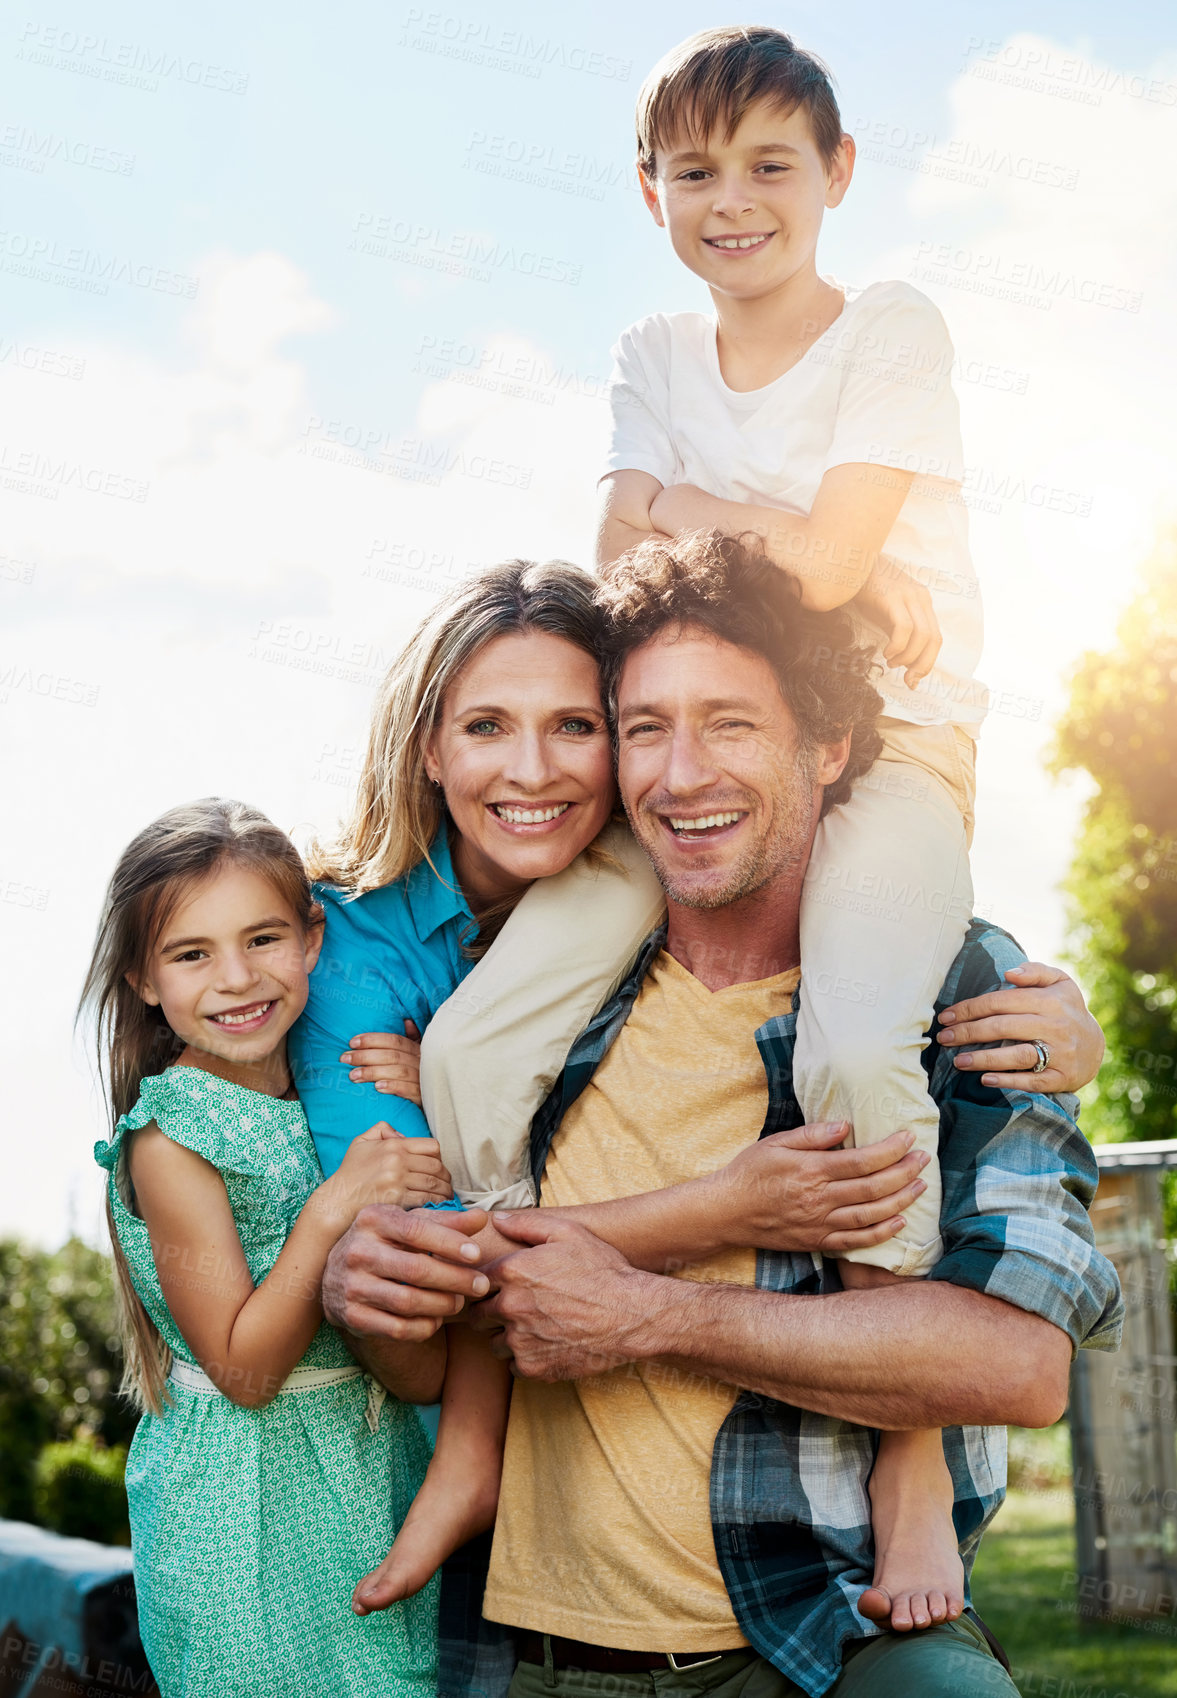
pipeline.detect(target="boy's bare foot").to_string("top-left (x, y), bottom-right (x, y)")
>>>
top-left (352, 1462), bottom-right (499, 1613)
top-left (857, 1427), bottom-right (965, 1632)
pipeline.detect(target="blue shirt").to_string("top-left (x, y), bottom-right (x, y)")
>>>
top-left (438, 917), bottom-right (1124, 1698)
top-left (289, 830), bottom-right (476, 1179)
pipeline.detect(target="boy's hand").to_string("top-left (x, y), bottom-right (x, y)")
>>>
top-left (853, 560), bottom-right (942, 688)
top-left (340, 1020), bottom-right (422, 1103)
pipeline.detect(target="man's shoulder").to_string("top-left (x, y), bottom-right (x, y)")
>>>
top-left (937, 917), bottom-right (1026, 1009)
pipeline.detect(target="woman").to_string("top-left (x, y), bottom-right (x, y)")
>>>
top-left (290, 558), bottom-right (663, 1183)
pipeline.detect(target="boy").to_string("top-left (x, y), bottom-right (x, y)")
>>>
top-left (598, 23), bottom-right (989, 1635)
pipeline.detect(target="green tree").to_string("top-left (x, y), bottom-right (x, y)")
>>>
top-left (34, 1434), bottom-right (130, 1544)
top-left (0, 1236), bottom-right (135, 1527)
top-left (1051, 534), bottom-right (1177, 1145)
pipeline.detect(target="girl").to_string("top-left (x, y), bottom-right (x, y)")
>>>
top-left (287, 557), bottom-right (1102, 1620)
top-left (83, 798), bottom-right (457, 1698)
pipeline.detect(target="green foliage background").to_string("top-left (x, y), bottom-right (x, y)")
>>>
top-left (0, 1235), bottom-right (135, 1541)
top-left (1051, 535), bottom-right (1177, 1163)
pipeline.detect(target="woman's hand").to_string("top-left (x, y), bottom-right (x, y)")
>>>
top-left (714, 1122), bottom-right (930, 1256)
top-left (340, 1020), bottom-right (422, 1104)
top-left (936, 961), bottom-right (1105, 1093)
top-left (315, 1123), bottom-right (453, 1231)
top-left (852, 559), bottom-right (942, 688)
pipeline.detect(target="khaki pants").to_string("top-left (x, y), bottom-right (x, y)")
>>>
top-left (795, 718), bottom-right (976, 1274)
top-left (506, 1616), bottom-right (1015, 1698)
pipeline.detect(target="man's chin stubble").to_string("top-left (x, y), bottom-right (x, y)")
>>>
top-left (641, 838), bottom-right (777, 911)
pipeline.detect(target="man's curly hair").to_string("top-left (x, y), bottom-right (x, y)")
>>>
top-left (597, 530), bottom-right (884, 817)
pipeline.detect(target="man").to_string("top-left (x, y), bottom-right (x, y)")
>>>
top-left (324, 533), bottom-right (1121, 1698)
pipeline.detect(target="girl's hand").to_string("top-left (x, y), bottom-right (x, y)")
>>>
top-left (852, 559), bottom-right (942, 688)
top-left (716, 1122), bottom-right (930, 1256)
top-left (341, 1021), bottom-right (422, 1104)
top-left (936, 961), bottom-right (1105, 1093)
top-left (318, 1123), bottom-right (453, 1230)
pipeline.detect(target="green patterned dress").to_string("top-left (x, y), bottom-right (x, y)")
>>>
top-left (94, 1066), bottom-right (439, 1698)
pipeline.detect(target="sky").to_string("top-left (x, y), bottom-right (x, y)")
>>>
top-left (2, 0), bottom-right (1175, 1247)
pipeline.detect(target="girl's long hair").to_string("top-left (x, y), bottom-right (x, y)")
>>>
top-left (306, 560), bottom-right (607, 946)
top-left (78, 798), bottom-right (318, 1415)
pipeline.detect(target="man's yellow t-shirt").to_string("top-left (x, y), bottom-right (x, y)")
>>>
top-left (482, 949), bottom-right (800, 1651)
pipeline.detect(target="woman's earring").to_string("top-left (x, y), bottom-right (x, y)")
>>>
top-left (431, 778), bottom-right (443, 791)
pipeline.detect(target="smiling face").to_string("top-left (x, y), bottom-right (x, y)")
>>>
top-left (424, 629), bottom-right (616, 911)
top-left (616, 625), bottom-right (849, 911)
top-left (642, 97), bottom-right (853, 305)
top-left (134, 860), bottom-right (322, 1088)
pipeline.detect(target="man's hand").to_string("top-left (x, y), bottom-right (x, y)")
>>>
top-left (470, 1215), bottom-right (654, 1381)
top-left (851, 558), bottom-right (942, 688)
top-left (322, 1204), bottom-right (490, 1344)
top-left (937, 961), bottom-right (1105, 1093)
top-left (716, 1122), bottom-right (929, 1255)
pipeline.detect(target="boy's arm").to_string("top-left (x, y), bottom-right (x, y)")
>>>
top-left (648, 465), bottom-right (942, 688)
top-left (596, 469), bottom-right (664, 566)
top-left (649, 462), bottom-right (913, 608)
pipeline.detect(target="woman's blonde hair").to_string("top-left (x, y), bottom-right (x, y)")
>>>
top-left (307, 560), bottom-right (605, 908)
top-left (78, 798), bottom-right (319, 1415)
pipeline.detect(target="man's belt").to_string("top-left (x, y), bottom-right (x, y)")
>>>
top-left (514, 1632), bottom-right (749, 1675)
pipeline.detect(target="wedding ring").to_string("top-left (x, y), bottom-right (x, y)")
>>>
top-left (1031, 1041), bottom-right (1051, 1075)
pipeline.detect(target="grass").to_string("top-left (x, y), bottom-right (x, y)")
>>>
top-left (971, 1471), bottom-right (1175, 1696)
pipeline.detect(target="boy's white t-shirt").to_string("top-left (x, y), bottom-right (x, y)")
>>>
top-left (603, 279), bottom-right (987, 729)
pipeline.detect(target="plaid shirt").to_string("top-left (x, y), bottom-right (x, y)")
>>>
top-left (438, 918), bottom-right (1123, 1698)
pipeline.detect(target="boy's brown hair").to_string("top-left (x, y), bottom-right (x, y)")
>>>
top-left (636, 25), bottom-right (844, 178)
top-left (597, 531), bottom-right (883, 818)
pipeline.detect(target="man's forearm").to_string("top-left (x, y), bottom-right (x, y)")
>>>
top-left (628, 1274), bottom-right (1070, 1429)
top-left (342, 1327), bottom-right (447, 1403)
